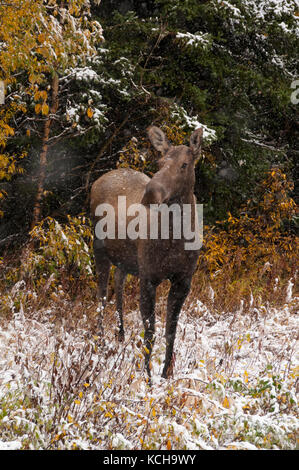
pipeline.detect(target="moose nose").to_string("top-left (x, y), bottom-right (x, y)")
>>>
top-left (141, 181), bottom-right (167, 206)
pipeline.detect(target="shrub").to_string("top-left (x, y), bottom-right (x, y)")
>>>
top-left (0, 215), bottom-right (95, 316)
top-left (196, 168), bottom-right (298, 310)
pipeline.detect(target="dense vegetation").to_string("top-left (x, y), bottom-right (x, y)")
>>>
top-left (0, 0), bottom-right (298, 241)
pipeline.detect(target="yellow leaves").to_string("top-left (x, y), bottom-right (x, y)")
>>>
top-left (41, 103), bottom-right (49, 115)
top-left (1, 0), bottom-right (102, 83)
top-left (34, 90), bottom-right (49, 115)
top-left (164, 124), bottom-right (186, 146)
top-left (1, 123), bottom-right (14, 138)
top-left (74, 386), bottom-right (89, 405)
top-left (52, 431), bottom-right (66, 443)
top-left (37, 33), bottom-right (46, 44)
top-left (222, 396), bottom-right (230, 409)
top-left (35, 102), bottom-right (49, 115)
top-left (242, 403), bottom-right (251, 414)
top-left (0, 102), bottom-right (22, 149)
top-left (199, 168), bottom-right (297, 295)
top-left (0, 151), bottom-right (27, 182)
top-left (29, 74), bottom-right (36, 85)
top-left (34, 90), bottom-right (48, 102)
top-left (0, 0), bottom-right (104, 181)
top-left (86, 107), bottom-right (93, 118)
top-left (35, 103), bottom-right (42, 114)
top-left (227, 211), bottom-right (236, 224)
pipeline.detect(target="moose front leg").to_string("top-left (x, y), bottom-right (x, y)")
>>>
top-left (93, 239), bottom-right (111, 335)
top-left (139, 277), bottom-right (157, 382)
top-left (162, 277), bottom-right (191, 378)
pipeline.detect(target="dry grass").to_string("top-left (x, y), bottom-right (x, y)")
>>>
top-left (0, 278), bottom-right (298, 450)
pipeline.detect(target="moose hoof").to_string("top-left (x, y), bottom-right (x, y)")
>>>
top-left (98, 325), bottom-right (104, 337)
top-left (162, 363), bottom-right (173, 379)
top-left (117, 329), bottom-right (125, 342)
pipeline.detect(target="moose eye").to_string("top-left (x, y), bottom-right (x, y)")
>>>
top-left (181, 162), bottom-right (188, 169)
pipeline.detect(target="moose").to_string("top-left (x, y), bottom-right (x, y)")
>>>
top-left (90, 126), bottom-right (203, 380)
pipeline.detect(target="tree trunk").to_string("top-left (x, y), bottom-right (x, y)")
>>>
top-left (31, 73), bottom-right (59, 230)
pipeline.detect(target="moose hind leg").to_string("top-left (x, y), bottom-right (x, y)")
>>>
top-left (140, 278), bottom-right (157, 381)
top-left (93, 239), bottom-right (111, 334)
top-left (114, 267), bottom-right (126, 341)
top-left (162, 277), bottom-right (191, 378)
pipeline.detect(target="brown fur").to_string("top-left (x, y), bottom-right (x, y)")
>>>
top-left (90, 126), bottom-right (203, 380)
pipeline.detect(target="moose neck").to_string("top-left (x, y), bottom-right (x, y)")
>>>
top-left (141, 169), bottom-right (195, 208)
top-left (172, 188), bottom-right (194, 206)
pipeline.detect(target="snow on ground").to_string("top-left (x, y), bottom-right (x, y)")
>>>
top-left (0, 293), bottom-right (298, 450)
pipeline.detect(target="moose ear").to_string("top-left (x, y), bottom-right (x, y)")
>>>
top-left (147, 126), bottom-right (170, 155)
top-left (190, 128), bottom-right (203, 158)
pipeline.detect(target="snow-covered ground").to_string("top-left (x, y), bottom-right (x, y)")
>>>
top-left (0, 291), bottom-right (298, 450)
